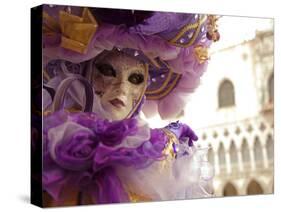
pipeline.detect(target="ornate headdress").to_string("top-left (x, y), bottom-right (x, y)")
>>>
top-left (43, 5), bottom-right (220, 119)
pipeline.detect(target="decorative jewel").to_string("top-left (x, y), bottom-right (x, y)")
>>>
top-left (166, 121), bottom-right (180, 130)
top-left (134, 50), bottom-right (139, 56)
top-left (179, 38), bottom-right (186, 44)
top-left (194, 14), bottom-right (198, 19)
top-left (151, 78), bottom-right (156, 82)
top-left (172, 143), bottom-right (179, 153)
top-left (201, 26), bottom-right (205, 32)
top-left (161, 74), bottom-right (165, 78)
top-left (193, 45), bottom-right (209, 64)
top-left (201, 35), bottom-right (207, 42)
top-left (187, 32), bottom-right (194, 39)
top-left (206, 15), bottom-right (220, 42)
top-left (43, 8), bottom-right (99, 54)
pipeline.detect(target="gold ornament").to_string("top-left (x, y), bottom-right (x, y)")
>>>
top-left (43, 8), bottom-right (98, 54)
top-left (194, 45), bottom-right (209, 64)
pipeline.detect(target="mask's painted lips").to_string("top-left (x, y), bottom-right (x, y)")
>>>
top-left (109, 98), bottom-right (126, 108)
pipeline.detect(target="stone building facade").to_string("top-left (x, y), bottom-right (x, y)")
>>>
top-left (185, 29), bottom-right (274, 197)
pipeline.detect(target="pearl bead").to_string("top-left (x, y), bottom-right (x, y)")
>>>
top-left (134, 50), bottom-right (139, 56)
top-left (179, 38), bottom-right (186, 44)
top-left (188, 32), bottom-right (194, 39)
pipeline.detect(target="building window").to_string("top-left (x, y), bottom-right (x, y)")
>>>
top-left (218, 143), bottom-right (226, 172)
top-left (266, 134), bottom-right (274, 162)
top-left (241, 138), bottom-right (250, 166)
top-left (268, 73), bottom-right (274, 102)
top-left (254, 136), bottom-right (264, 168)
top-left (230, 141), bottom-right (238, 165)
top-left (218, 79), bottom-right (235, 108)
top-left (208, 148), bottom-right (214, 165)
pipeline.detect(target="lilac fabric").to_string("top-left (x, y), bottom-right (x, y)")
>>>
top-left (43, 5), bottom-right (213, 119)
top-left (43, 111), bottom-right (198, 203)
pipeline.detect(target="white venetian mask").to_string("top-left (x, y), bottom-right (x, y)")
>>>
top-left (91, 50), bottom-right (148, 121)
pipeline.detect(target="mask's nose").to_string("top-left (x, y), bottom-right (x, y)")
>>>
top-left (113, 80), bottom-right (129, 96)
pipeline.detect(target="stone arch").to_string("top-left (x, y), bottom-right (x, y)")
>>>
top-left (247, 179), bottom-right (264, 195)
top-left (223, 182), bottom-right (238, 196)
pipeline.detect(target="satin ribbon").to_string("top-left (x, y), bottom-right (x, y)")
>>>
top-left (43, 8), bottom-right (98, 54)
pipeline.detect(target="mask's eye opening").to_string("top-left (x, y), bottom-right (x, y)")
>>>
top-left (128, 73), bottom-right (144, 85)
top-left (95, 63), bottom-right (116, 77)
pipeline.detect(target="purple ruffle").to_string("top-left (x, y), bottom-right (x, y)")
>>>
top-left (43, 111), bottom-right (199, 203)
top-left (43, 111), bottom-right (168, 203)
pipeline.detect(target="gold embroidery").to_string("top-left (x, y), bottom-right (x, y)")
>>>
top-left (146, 73), bottom-right (181, 100)
top-left (169, 15), bottom-right (207, 48)
top-left (194, 45), bottom-right (209, 64)
top-left (145, 61), bottom-right (173, 94)
top-left (145, 60), bottom-right (182, 100)
top-left (159, 128), bottom-right (180, 170)
top-left (128, 191), bottom-right (152, 202)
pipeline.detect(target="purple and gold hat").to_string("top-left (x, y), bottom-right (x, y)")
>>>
top-left (43, 5), bottom-right (219, 119)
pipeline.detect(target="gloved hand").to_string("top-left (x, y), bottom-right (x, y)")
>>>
top-left (165, 121), bottom-right (198, 146)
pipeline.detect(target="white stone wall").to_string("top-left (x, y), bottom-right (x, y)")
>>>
top-left (181, 30), bottom-right (274, 196)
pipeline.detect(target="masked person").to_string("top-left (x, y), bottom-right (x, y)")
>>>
top-left (42, 5), bottom-right (219, 206)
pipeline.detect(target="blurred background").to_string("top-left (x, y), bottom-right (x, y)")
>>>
top-left (144, 15), bottom-right (274, 197)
